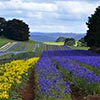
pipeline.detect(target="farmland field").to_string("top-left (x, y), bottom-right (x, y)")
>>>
top-left (0, 39), bottom-right (100, 100)
top-left (44, 42), bottom-right (64, 45)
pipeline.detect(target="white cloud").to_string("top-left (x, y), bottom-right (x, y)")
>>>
top-left (26, 12), bottom-right (43, 19)
top-left (56, 1), bottom-right (100, 18)
top-left (30, 22), bottom-right (87, 33)
top-left (0, 0), bottom-right (99, 33)
top-left (0, 0), bottom-right (58, 12)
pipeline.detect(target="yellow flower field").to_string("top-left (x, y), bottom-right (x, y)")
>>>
top-left (0, 57), bottom-right (39, 99)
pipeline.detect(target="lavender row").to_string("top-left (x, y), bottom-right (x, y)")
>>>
top-left (36, 56), bottom-right (71, 98)
top-left (68, 56), bottom-right (100, 69)
top-left (46, 50), bottom-right (100, 57)
top-left (51, 56), bottom-right (100, 83)
top-left (43, 50), bottom-right (100, 83)
top-left (45, 50), bottom-right (100, 69)
top-left (45, 45), bottom-right (70, 51)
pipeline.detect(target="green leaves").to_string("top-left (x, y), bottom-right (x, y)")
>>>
top-left (85, 6), bottom-right (100, 47)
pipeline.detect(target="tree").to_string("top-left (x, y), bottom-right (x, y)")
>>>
top-left (0, 17), bottom-right (6, 36)
top-left (3, 19), bottom-right (30, 41)
top-left (64, 38), bottom-right (75, 46)
top-left (78, 37), bottom-right (87, 47)
top-left (84, 6), bottom-right (100, 47)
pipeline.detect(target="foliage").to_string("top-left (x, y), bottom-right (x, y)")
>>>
top-left (0, 17), bottom-right (30, 41)
top-left (64, 38), bottom-right (75, 46)
top-left (77, 38), bottom-right (87, 47)
top-left (3, 19), bottom-right (30, 41)
top-left (84, 6), bottom-right (100, 47)
top-left (0, 17), bottom-right (6, 36)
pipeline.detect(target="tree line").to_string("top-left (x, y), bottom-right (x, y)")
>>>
top-left (0, 18), bottom-right (30, 41)
top-left (63, 6), bottom-right (100, 49)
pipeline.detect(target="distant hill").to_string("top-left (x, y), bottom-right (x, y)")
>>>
top-left (56, 37), bottom-right (67, 42)
top-left (29, 32), bottom-right (86, 42)
top-left (29, 34), bottom-right (56, 42)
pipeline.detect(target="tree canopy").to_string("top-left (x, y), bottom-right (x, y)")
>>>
top-left (64, 38), bottom-right (75, 46)
top-left (78, 37), bottom-right (87, 47)
top-left (0, 17), bottom-right (6, 36)
top-left (84, 6), bottom-right (100, 47)
top-left (0, 18), bottom-right (30, 41)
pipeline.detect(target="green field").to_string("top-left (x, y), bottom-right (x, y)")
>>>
top-left (44, 42), bottom-right (64, 45)
top-left (0, 38), bottom-right (89, 52)
top-left (0, 37), bottom-right (41, 51)
top-left (0, 37), bottom-right (44, 60)
top-left (0, 39), bottom-right (90, 60)
top-left (69, 46), bottom-right (89, 50)
top-left (0, 37), bottom-right (13, 47)
top-left (44, 42), bottom-right (89, 50)
top-left (0, 37), bottom-right (100, 100)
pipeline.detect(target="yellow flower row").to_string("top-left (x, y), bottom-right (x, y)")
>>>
top-left (0, 57), bottom-right (39, 99)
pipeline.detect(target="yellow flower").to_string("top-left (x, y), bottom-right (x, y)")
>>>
top-left (0, 57), bottom-right (39, 99)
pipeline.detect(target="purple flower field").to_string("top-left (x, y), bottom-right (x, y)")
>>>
top-left (35, 45), bottom-right (100, 99)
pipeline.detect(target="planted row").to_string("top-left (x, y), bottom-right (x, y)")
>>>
top-left (0, 57), bottom-right (39, 99)
top-left (45, 45), bottom-right (70, 51)
top-left (36, 56), bottom-right (71, 99)
top-left (44, 50), bottom-right (100, 95)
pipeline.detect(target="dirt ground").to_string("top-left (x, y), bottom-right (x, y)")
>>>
top-left (18, 68), bottom-right (35, 100)
top-left (18, 68), bottom-right (100, 100)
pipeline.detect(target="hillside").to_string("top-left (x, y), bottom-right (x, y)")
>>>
top-left (29, 34), bottom-right (56, 42)
top-left (30, 32), bottom-right (85, 42)
top-left (1, 43), bottom-right (100, 100)
top-left (0, 37), bottom-right (43, 58)
top-left (1, 36), bottom-right (100, 100)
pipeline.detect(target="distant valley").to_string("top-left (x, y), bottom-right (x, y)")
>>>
top-left (29, 32), bottom-right (86, 42)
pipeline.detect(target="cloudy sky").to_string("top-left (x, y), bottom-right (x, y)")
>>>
top-left (0, 0), bottom-right (100, 33)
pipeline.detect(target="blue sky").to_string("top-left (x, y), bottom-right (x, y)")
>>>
top-left (0, 0), bottom-right (100, 33)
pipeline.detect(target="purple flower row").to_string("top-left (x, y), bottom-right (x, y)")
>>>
top-left (68, 56), bottom-right (100, 69)
top-left (51, 56), bottom-right (100, 83)
top-left (36, 56), bottom-right (71, 98)
top-left (46, 50), bottom-right (100, 57)
top-left (45, 50), bottom-right (100, 69)
top-left (42, 49), bottom-right (100, 83)
top-left (45, 45), bottom-right (70, 51)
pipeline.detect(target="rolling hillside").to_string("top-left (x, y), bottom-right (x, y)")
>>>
top-left (30, 32), bottom-right (86, 42)
top-left (30, 34), bottom-right (56, 42)
top-left (0, 37), bottom-right (43, 58)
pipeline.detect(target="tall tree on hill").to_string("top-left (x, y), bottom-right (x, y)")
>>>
top-left (0, 17), bottom-right (6, 36)
top-left (84, 6), bottom-right (100, 47)
top-left (3, 19), bottom-right (30, 41)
